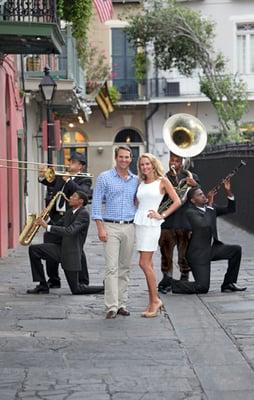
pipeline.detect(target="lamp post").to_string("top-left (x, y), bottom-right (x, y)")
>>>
top-left (39, 66), bottom-right (57, 164)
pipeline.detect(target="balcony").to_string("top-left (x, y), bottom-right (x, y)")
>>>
top-left (24, 27), bottom-right (84, 89)
top-left (24, 26), bottom-right (85, 115)
top-left (113, 79), bottom-right (138, 101)
top-left (0, 0), bottom-right (64, 54)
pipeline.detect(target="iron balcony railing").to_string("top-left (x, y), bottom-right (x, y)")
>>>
top-left (24, 26), bottom-right (85, 94)
top-left (0, 0), bottom-right (58, 23)
top-left (112, 77), bottom-right (199, 101)
top-left (113, 79), bottom-right (140, 101)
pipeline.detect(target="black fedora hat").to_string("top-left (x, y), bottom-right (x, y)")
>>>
top-left (69, 152), bottom-right (86, 165)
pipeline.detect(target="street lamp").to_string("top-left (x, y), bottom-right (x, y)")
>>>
top-left (39, 66), bottom-right (57, 164)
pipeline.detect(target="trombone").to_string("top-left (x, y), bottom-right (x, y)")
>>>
top-left (0, 158), bottom-right (67, 169)
top-left (0, 162), bottom-right (93, 183)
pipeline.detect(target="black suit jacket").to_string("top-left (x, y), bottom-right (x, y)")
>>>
top-left (186, 199), bottom-right (236, 265)
top-left (50, 207), bottom-right (90, 271)
top-left (40, 175), bottom-right (92, 221)
top-left (161, 170), bottom-right (200, 230)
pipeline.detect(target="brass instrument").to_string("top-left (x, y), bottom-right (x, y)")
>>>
top-left (0, 158), bottom-right (67, 168)
top-left (19, 191), bottom-right (69, 246)
top-left (158, 167), bottom-right (193, 213)
top-left (0, 164), bottom-right (93, 183)
top-left (158, 113), bottom-right (207, 213)
top-left (42, 167), bottom-right (92, 183)
top-left (163, 113), bottom-right (207, 158)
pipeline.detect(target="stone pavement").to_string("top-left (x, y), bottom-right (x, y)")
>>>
top-left (0, 217), bottom-right (254, 400)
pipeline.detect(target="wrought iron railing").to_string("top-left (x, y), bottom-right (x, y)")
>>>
top-left (0, 0), bottom-right (58, 23)
top-left (24, 27), bottom-right (85, 94)
top-left (113, 79), bottom-right (140, 101)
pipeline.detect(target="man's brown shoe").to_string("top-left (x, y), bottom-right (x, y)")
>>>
top-left (105, 310), bottom-right (117, 319)
top-left (117, 307), bottom-right (130, 316)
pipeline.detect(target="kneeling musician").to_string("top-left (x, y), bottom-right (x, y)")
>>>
top-left (27, 191), bottom-right (104, 295)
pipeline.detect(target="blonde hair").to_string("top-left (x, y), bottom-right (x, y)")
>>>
top-left (137, 153), bottom-right (164, 181)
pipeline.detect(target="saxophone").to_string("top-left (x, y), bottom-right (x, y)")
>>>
top-left (19, 191), bottom-right (69, 246)
top-left (158, 167), bottom-right (193, 213)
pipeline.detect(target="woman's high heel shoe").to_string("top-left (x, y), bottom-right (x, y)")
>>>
top-left (141, 300), bottom-right (164, 318)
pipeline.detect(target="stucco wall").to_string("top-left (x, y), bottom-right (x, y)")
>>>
top-left (0, 56), bottom-right (23, 257)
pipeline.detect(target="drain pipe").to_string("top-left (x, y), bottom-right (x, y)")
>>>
top-left (144, 103), bottom-right (160, 152)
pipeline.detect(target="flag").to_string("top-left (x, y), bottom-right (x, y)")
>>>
top-left (93, 0), bottom-right (113, 23)
top-left (95, 82), bottom-right (114, 119)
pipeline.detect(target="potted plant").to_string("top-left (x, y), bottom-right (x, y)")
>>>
top-left (108, 85), bottom-right (122, 104)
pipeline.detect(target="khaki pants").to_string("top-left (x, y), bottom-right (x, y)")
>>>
top-left (103, 223), bottom-right (135, 312)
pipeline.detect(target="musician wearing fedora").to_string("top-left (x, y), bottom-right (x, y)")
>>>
top-left (158, 152), bottom-right (199, 294)
top-left (38, 152), bottom-right (92, 289)
top-left (171, 180), bottom-right (246, 294)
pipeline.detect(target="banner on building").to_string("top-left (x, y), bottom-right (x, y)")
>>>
top-left (95, 81), bottom-right (114, 119)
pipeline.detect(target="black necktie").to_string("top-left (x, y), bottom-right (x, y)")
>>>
top-left (58, 189), bottom-right (66, 208)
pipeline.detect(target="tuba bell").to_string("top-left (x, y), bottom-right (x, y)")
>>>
top-left (158, 114), bottom-right (207, 213)
top-left (162, 113), bottom-right (207, 158)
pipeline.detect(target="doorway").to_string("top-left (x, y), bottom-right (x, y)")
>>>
top-left (114, 128), bottom-right (144, 174)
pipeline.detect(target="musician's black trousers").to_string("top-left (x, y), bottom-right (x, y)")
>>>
top-left (29, 243), bottom-right (89, 294)
top-left (43, 232), bottom-right (89, 285)
top-left (172, 243), bottom-right (242, 294)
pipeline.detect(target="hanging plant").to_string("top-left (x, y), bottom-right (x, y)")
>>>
top-left (134, 51), bottom-right (148, 83)
top-left (57, 0), bottom-right (92, 64)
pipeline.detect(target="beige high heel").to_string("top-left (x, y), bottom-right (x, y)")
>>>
top-left (141, 304), bottom-right (151, 317)
top-left (141, 300), bottom-right (164, 318)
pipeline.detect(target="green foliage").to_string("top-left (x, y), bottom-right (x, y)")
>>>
top-left (134, 51), bottom-right (148, 82)
top-left (57, 0), bottom-right (92, 64)
top-left (200, 73), bottom-right (248, 140)
top-left (127, 0), bottom-right (215, 75)
top-left (108, 85), bottom-right (122, 104)
top-left (85, 46), bottom-right (111, 94)
top-left (126, 0), bottom-right (249, 139)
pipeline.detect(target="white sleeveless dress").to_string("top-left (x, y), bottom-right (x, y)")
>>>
top-left (134, 179), bottom-right (164, 251)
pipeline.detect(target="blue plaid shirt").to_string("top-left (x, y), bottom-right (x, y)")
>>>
top-left (92, 168), bottom-right (138, 221)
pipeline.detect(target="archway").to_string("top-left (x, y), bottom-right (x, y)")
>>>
top-left (114, 128), bottom-right (144, 174)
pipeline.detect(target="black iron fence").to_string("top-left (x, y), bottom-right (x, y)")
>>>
top-left (193, 143), bottom-right (254, 233)
top-left (0, 0), bottom-right (58, 23)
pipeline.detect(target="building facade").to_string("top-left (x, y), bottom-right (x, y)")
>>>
top-left (0, 56), bottom-right (23, 257)
top-left (86, 1), bottom-right (148, 178)
top-left (146, 0), bottom-right (254, 167)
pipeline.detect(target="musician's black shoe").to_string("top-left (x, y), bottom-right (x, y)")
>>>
top-left (78, 284), bottom-right (104, 294)
top-left (180, 273), bottom-right (189, 281)
top-left (158, 275), bottom-right (172, 294)
top-left (221, 283), bottom-right (247, 293)
top-left (47, 279), bottom-right (61, 289)
top-left (27, 284), bottom-right (49, 294)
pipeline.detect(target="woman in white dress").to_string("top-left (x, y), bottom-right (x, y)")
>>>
top-left (134, 153), bottom-right (181, 317)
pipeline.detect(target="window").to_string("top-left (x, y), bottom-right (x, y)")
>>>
top-left (112, 28), bottom-right (138, 100)
top-left (62, 131), bottom-right (87, 165)
top-left (237, 23), bottom-right (254, 74)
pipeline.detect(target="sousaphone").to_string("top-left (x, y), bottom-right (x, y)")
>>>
top-left (158, 114), bottom-right (207, 213)
top-left (163, 113), bottom-right (207, 158)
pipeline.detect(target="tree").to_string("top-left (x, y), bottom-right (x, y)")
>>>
top-left (126, 0), bottom-right (248, 140)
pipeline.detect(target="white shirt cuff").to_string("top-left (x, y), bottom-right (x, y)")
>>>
top-left (47, 225), bottom-right (51, 232)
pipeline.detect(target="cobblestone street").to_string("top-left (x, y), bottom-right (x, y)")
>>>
top-left (0, 218), bottom-right (253, 400)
